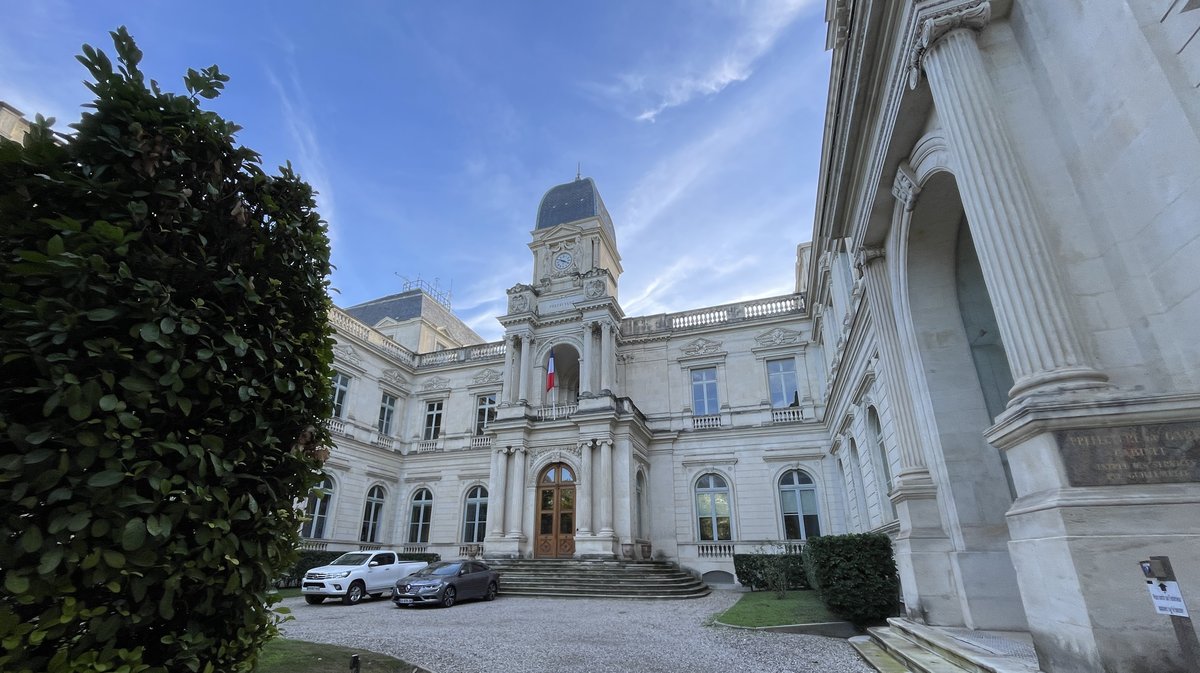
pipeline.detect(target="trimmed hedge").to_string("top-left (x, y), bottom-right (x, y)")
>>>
top-left (803, 533), bottom-right (899, 627)
top-left (0, 28), bottom-right (333, 673)
top-left (732, 553), bottom-right (809, 591)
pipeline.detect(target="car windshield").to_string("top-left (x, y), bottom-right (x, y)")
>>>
top-left (328, 553), bottom-right (372, 566)
top-left (413, 563), bottom-right (462, 577)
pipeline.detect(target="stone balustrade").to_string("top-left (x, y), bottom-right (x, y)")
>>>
top-left (327, 417), bottom-right (349, 436)
top-left (470, 436), bottom-right (493, 449)
top-left (416, 439), bottom-right (441, 453)
top-left (370, 432), bottom-right (397, 450)
top-left (771, 407), bottom-right (805, 424)
top-left (536, 404), bottom-right (578, 421)
top-left (622, 293), bottom-right (805, 337)
top-left (692, 415), bottom-right (722, 430)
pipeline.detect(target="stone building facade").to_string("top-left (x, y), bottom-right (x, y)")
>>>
top-left (813, 1), bottom-right (1200, 671)
top-left (311, 177), bottom-right (831, 585)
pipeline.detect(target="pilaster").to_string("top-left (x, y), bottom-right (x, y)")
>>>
top-left (506, 446), bottom-right (527, 539)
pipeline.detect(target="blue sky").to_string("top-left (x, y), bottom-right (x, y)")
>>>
top-left (1, 1), bottom-right (830, 342)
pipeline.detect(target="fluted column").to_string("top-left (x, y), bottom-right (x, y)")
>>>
top-left (488, 447), bottom-right (509, 537)
top-left (517, 335), bottom-right (531, 403)
top-left (856, 245), bottom-right (932, 482)
top-left (580, 322), bottom-right (594, 395)
top-left (576, 440), bottom-right (593, 535)
top-left (506, 446), bottom-right (526, 537)
top-left (597, 438), bottom-right (613, 536)
top-left (910, 0), bottom-right (1106, 399)
top-left (599, 321), bottom-right (613, 393)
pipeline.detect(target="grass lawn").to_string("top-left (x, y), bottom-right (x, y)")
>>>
top-left (272, 587), bottom-right (303, 600)
top-left (256, 638), bottom-right (426, 673)
top-left (717, 590), bottom-right (840, 628)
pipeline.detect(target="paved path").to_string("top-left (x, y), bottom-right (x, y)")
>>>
top-left (278, 590), bottom-right (872, 673)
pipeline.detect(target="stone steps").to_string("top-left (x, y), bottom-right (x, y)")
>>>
top-left (851, 619), bottom-right (1043, 673)
top-left (486, 559), bottom-right (710, 600)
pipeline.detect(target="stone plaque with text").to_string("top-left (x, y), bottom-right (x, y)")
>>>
top-left (1056, 421), bottom-right (1200, 487)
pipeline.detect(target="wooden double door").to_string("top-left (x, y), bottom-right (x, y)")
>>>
top-left (535, 463), bottom-right (576, 558)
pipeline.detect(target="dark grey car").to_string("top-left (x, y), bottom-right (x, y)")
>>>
top-left (393, 561), bottom-right (499, 608)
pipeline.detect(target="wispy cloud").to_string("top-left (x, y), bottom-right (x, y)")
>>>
top-left (264, 61), bottom-right (338, 241)
top-left (598, 0), bottom-right (814, 122)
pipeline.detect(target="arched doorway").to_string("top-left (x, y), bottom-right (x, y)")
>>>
top-left (535, 463), bottom-right (576, 558)
top-left (901, 169), bottom-right (1026, 629)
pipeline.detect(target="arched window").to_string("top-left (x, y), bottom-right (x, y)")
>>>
top-left (779, 469), bottom-right (821, 540)
top-left (301, 477), bottom-right (333, 539)
top-left (695, 474), bottom-right (732, 541)
top-left (463, 485), bottom-right (488, 543)
top-left (408, 488), bottom-right (433, 544)
top-left (848, 438), bottom-right (868, 528)
top-left (360, 485), bottom-right (386, 543)
top-left (867, 408), bottom-right (895, 520)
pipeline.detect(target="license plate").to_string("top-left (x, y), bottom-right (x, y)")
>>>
top-left (302, 587), bottom-right (319, 592)
top-left (396, 598), bottom-right (413, 604)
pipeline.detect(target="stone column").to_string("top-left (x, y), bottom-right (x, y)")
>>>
top-left (488, 447), bottom-right (508, 537)
top-left (856, 244), bottom-right (932, 483)
top-left (517, 335), bottom-right (531, 404)
top-left (599, 321), bottom-right (613, 393)
top-left (597, 438), bottom-right (613, 536)
top-left (505, 446), bottom-right (526, 538)
top-left (580, 322), bottom-right (594, 396)
top-left (501, 335), bottom-right (516, 405)
top-left (576, 440), bottom-right (593, 535)
top-left (909, 0), bottom-right (1106, 400)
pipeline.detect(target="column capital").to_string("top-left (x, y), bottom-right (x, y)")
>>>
top-left (907, 0), bottom-right (991, 90)
top-left (853, 246), bottom-right (886, 275)
top-left (577, 439), bottom-right (595, 451)
top-left (891, 162), bottom-right (921, 211)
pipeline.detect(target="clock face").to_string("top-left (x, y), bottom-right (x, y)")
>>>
top-left (553, 252), bottom-right (573, 271)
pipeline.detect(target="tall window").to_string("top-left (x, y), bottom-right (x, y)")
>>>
top-left (301, 477), bottom-right (333, 539)
top-left (331, 372), bottom-right (351, 418)
top-left (868, 408), bottom-right (896, 519)
top-left (377, 392), bottom-right (397, 435)
top-left (360, 485), bottom-right (386, 543)
top-left (409, 488), bottom-right (433, 544)
top-left (691, 367), bottom-right (719, 416)
top-left (766, 358), bottom-right (800, 408)
top-left (475, 394), bottom-right (497, 435)
top-left (463, 486), bottom-right (488, 543)
top-left (423, 401), bottom-right (443, 440)
top-left (779, 470), bottom-right (821, 540)
top-left (695, 473), bottom-right (732, 541)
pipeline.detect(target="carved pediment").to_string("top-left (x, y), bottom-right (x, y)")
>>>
top-left (381, 368), bottom-right (406, 386)
top-left (333, 344), bottom-right (361, 366)
top-left (681, 337), bottom-right (723, 356)
top-left (755, 327), bottom-right (802, 347)
top-left (422, 376), bottom-right (451, 391)
top-left (472, 368), bottom-right (503, 385)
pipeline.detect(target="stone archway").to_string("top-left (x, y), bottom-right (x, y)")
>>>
top-left (899, 168), bottom-right (1027, 630)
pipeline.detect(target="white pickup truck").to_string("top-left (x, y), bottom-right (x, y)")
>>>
top-left (301, 551), bottom-right (429, 605)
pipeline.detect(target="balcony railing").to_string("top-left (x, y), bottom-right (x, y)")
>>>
top-left (536, 404), bottom-right (577, 421)
top-left (401, 545), bottom-right (428, 556)
top-left (370, 432), bottom-right (397, 449)
top-left (458, 544), bottom-right (483, 559)
top-left (470, 436), bottom-right (493, 449)
top-left (697, 543), bottom-right (735, 558)
top-left (771, 407), bottom-right (805, 424)
top-left (692, 415), bottom-right (721, 430)
top-left (416, 439), bottom-right (441, 453)
top-left (622, 293), bottom-right (805, 337)
top-left (327, 418), bottom-right (349, 436)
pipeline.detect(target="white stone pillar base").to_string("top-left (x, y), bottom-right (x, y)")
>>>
top-left (573, 534), bottom-right (617, 559)
top-left (484, 536), bottom-right (523, 560)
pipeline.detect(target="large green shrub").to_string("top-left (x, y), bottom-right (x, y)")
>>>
top-left (0, 28), bottom-right (333, 673)
top-left (804, 532), bottom-right (899, 627)
top-left (732, 553), bottom-right (808, 593)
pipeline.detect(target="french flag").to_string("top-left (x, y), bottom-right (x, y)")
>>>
top-left (546, 353), bottom-right (556, 391)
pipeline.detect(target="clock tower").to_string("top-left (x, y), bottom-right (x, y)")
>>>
top-left (527, 176), bottom-right (622, 298)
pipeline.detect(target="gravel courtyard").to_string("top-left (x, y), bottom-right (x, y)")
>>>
top-left (278, 590), bottom-right (872, 673)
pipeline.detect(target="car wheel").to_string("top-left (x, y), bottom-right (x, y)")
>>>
top-left (484, 582), bottom-right (497, 601)
top-left (304, 596), bottom-right (324, 605)
top-left (343, 581), bottom-right (365, 606)
top-left (440, 585), bottom-right (456, 608)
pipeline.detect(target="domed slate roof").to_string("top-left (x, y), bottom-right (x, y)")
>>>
top-left (535, 176), bottom-right (616, 244)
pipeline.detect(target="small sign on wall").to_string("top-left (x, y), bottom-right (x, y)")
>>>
top-left (1146, 580), bottom-right (1190, 618)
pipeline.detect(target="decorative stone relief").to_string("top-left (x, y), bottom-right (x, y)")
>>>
top-left (333, 344), bottom-right (361, 366)
top-left (681, 337), bottom-right (723, 356)
top-left (891, 163), bottom-right (921, 211)
top-left (381, 368), bottom-right (405, 386)
top-left (617, 353), bottom-right (635, 364)
top-left (509, 294), bottom-right (529, 313)
top-left (754, 327), bottom-right (802, 347)
top-left (422, 376), bottom-right (451, 391)
top-left (907, 0), bottom-right (991, 90)
top-left (585, 279), bottom-right (605, 298)
top-left (472, 368), bottom-right (503, 385)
